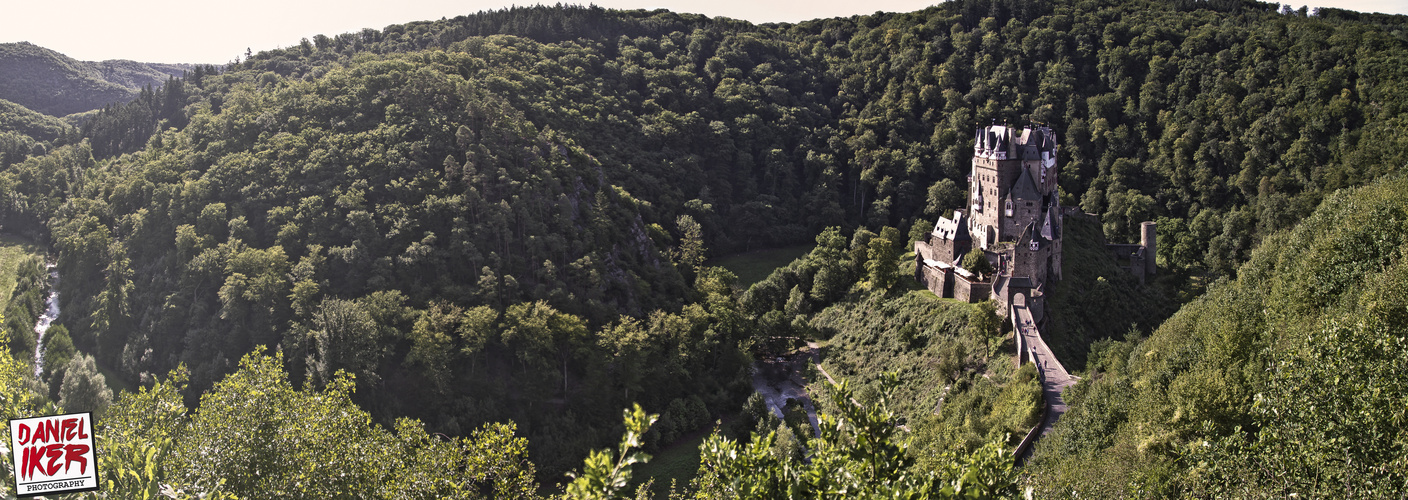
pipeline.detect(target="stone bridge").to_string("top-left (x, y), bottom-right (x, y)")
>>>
top-left (1010, 293), bottom-right (1077, 463)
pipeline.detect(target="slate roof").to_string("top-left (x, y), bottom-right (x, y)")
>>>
top-left (1011, 166), bottom-right (1041, 201)
top-left (933, 212), bottom-right (971, 242)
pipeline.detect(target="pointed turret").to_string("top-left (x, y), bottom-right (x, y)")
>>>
top-left (1011, 165), bottom-right (1040, 202)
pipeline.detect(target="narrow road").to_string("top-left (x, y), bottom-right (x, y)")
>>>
top-left (1011, 294), bottom-right (1077, 449)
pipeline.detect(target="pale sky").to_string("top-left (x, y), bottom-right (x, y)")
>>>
top-left (2, 0), bottom-right (1404, 64)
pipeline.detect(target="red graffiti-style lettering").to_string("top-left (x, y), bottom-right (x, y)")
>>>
top-left (16, 423), bottom-right (30, 446)
top-left (22, 444), bottom-right (56, 480)
top-left (20, 444), bottom-right (37, 480)
top-left (46, 444), bottom-right (64, 476)
top-left (61, 418), bottom-right (77, 441)
top-left (18, 443), bottom-right (90, 479)
top-left (63, 444), bottom-right (89, 475)
top-left (43, 418), bottom-right (60, 444)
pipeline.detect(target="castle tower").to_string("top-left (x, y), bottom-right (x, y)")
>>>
top-left (967, 125), bottom-right (1060, 248)
top-left (1141, 221), bottom-right (1157, 277)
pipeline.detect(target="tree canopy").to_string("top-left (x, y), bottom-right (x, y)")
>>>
top-left (0, 0), bottom-right (1406, 494)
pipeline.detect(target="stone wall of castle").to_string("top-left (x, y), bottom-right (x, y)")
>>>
top-left (954, 274), bottom-right (991, 303)
top-left (917, 236), bottom-right (963, 265)
top-left (1012, 241), bottom-right (1052, 287)
top-left (1004, 199), bottom-right (1044, 242)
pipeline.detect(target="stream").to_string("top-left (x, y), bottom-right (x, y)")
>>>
top-left (748, 346), bottom-right (821, 437)
top-left (32, 262), bottom-right (58, 377)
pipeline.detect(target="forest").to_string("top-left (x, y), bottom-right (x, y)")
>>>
top-left (0, 0), bottom-right (1405, 497)
top-left (0, 41), bottom-right (189, 117)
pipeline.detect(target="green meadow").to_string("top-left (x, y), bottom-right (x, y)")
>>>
top-left (709, 244), bottom-right (815, 289)
top-left (0, 233), bottom-right (44, 308)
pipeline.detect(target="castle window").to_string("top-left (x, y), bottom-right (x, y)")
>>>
top-left (1029, 240), bottom-right (1040, 251)
top-left (1004, 199), bottom-right (1013, 217)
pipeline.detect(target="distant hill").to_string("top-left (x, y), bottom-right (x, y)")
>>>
top-left (0, 98), bottom-right (68, 142)
top-left (0, 42), bottom-right (189, 116)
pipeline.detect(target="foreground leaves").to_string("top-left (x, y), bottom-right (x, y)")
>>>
top-left (692, 374), bottom-right (1018, 499)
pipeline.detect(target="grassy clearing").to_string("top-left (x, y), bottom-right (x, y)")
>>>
top-left (92, 357), bottom-right (137, 396)
top-left (708, 244), bottom-right (814, 289)
top-left (810, 291), bottom-right (984, 421)
top-left (807, 290), bottom-right (1040, 455)
top-left (631, 428), bottom-right (708, 497)
top-left (0, 233), bottom-right (44, 307)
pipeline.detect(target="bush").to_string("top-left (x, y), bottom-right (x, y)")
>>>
top-left (59, 353), bottom-right (112, 419)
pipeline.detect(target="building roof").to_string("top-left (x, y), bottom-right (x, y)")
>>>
top-left (923, 258), bottom-right (954, 270)
top-left (933, 212), bottom-right (971, 242)
top-left (1018, 221), bottom-right (1043, 246)
top-left (1011, 166), bottom-right (1041, 201)
top-left (1040, 204), bottom-right (1056, 241)
top-left (976, 125), bottom-right (1021, 158)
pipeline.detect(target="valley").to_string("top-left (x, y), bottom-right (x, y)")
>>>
top-left (0, 0), bottom-right (1405, 498)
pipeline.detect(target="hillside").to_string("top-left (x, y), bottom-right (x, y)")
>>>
top-left (1043, 213), bottom-right (1176, 369)
top-left (0, 98), bottom-right (71, 169)
top-left (9, 49), bottom-right (757, 478)
top-left (0, 42), bottom-right (188, 116)
top-left (1025, 174), bottom-right (1408, 497)
top-left (810, 291), bottom-right (1041, 453)
top-left (0, 0), bottom-right (1405, 496)
top-left (0, 98), bottom-right (68, 142)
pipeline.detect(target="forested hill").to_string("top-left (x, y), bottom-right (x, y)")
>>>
top-left (0, 0), bottom-right (1406, 492)
top-left (1025, 173), bottom-right (1408, 497)
top-left (0, 42), bottom-right (191, 116)
top-left (0, 98), bottom-right (70, 164)
top-left (64, 1), bottom-right (1408, 271)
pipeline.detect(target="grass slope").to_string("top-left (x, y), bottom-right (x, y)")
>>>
top-left (630, 429), bottom-right (708, 497)
top-left (812, 291), bottom-right (983, 419)
top-left (0, 233), bottom-right (43, 307)
top-left (709, 244), bottom-right (814, 289)
top-left (808, 290), bottom-right (1040, 456)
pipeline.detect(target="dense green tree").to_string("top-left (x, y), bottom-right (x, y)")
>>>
top-left (692, 376), bottom-right (1018, 499)
top-left (58, 352), bottom-right (112, 419)
top-left (162, 350), bottom-right (540, 498)
top-left (960, 247), bottom-right (993, 280)
top-left (564, 404), bottom-right (658, 499)
top-left (40, 323), bottom-right (74, 399)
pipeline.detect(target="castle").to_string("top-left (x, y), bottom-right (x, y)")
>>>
top-left (914, 123), bottom-right (1160, 461)
top-left (913, 124), bottom-right (1155, 323)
